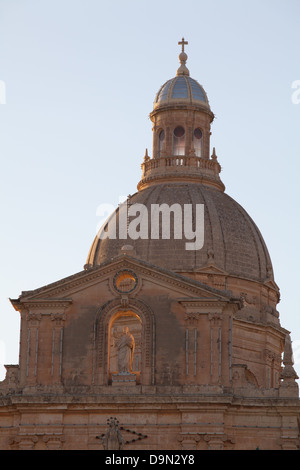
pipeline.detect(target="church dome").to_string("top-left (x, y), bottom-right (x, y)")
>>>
top-left (154, 76), bottom-right (210, 109)
top-left (86, 182), bottom-right (274, 283)
top-left (153, 39), bottom-right (211, 112)
top-left (86, 38), bottom-right (275, 286)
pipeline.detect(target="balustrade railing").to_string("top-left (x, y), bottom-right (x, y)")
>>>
top-left (142, 155), bottom-right (220, 176)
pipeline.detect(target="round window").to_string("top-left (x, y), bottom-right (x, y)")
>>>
top-left (113, 270), bottom-right (138, 294)
top-left (194, 128), bottom-right (202, 140)
top-left (173, 126), bottom-right (185, 138)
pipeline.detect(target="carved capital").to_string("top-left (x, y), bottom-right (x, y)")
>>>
top-left (43, 435), bottom-right (65, 450)
top-left (184, 312), bottom-right (200, 325)
top-left (50, 313), bottom-right (66, 326)
top-left (204, 433), bottom-right (233, 450)
top-left (208, 312), bottom-right (223, 326)
top-left (177, 433), bottom-right (201, 450)
top-left (26, 312), bottom-right (42, 325)
top-left (9, 435), bottom-right (38, 450)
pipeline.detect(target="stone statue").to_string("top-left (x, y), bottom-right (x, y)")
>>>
top-left (116, 327), bottom-right (135, 373)
top-left (98, 418), bottom-right (124, 450)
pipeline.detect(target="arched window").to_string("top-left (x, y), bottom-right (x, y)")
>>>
top-left (158, 129), bottom-right (165, 157)
top-left (173, 126), bottom-right (185, 156)
top-left (193, 128), bottom-right (202, 157)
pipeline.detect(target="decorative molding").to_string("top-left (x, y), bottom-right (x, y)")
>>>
top-left (26, 312), bottom-right (42, 324)
top-left (263, 348), bottom-right (281, 365)
top-left (43, 435), bottom-right (65, 450)
top-left (240, 292), bottom-right (257, 307)
top-left (179, 300), bottom-right (229, 309)
top-left (14, 299), bottom-right (72, 313)
top-left (208, 313), bottom-right (223, 326)
top-left (177, 433), bottom-right (201, 450)
top-left (194, 264), bottom-right (228, 275)
top-left (15, 257), bottom-right (231, 303)
top-left (184, 312), bottom-right (201, 325)
top-left (50, 313), bottom-right (66, 326)
top-left (260, 303), bottom-right (279, 318)
top-left (204, 433), bottom-right (234, 450)
top-left (112, 269), bottom-right (138, 294)
top-left (9, 435), bottom-right (38, 450)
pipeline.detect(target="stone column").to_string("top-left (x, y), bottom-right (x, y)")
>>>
top-left (184, 312), bottom-right (199, 380)
top-left (209, 313), bottom-right (223, 384)
top-left (50, 313), bottom-right (66, 385)
top-left (25, 312), bottom-right (41, 385)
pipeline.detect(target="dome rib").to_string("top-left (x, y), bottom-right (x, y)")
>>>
top-left (154, 76), bottom-right (209, 109)
top-left (197, 184), bottom-right (227, 271)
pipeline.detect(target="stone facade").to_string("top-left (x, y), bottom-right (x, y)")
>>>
top-left (0, 40), bottom-right (299, 450)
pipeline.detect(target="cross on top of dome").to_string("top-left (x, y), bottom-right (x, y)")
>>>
top-left (178, 37), bottom-right (188, 53)
top-left (177, 37), bottom-right (189, 76)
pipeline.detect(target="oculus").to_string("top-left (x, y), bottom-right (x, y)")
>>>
top-left (113, 270), bottom-right (138, 294)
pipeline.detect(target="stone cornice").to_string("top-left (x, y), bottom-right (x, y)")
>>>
top-left (178, 298), bottom-right (237, 308)
top-left (137, 173), bottom-right (225, 192)
top-left (1, 392), bottom-right (299, 408)
top-left (233, 317), bottom-right (288, 337)
top-left (13, 256), bottom-right (232, 303)
top-left (10, 298), bottom-right (72, 313)
top-left (150, 102), bottom-right (214, 120)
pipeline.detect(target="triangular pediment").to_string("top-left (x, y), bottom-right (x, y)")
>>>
top-left (264, 278), bottom-right (279, 290)
top-left (11, 255), bottom-right (233, 311)
top-left (194, 263), bottom-right (228, 276)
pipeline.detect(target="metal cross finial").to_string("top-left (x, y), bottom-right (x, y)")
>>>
top-left (178, 37), bottom-right (188, 53)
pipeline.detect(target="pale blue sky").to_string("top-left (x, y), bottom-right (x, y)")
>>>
top-left (0, 0), bottom-right (299, 380)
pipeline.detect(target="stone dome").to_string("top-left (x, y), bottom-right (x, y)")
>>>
top-left (86, 39), bottom-right (275, 286)
top-left (86, 182), bottom-right (274, 283)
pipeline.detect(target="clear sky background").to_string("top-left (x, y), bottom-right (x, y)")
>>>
top-left (0, 0), bottom-right (299, 382)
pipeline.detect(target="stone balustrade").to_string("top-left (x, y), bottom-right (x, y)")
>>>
top-left (138, 154), bottom-right (224, 191)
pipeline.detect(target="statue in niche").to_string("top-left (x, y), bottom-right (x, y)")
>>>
top-left (116, 327), bottom-right (135, 373)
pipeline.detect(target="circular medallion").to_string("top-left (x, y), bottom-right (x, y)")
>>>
top-left (113, 270), bottom-right (138, 294)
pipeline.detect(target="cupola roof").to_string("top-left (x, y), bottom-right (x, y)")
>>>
top-left (85, 39), bottom-right (277, 293)
top-left (153, 38), bottom-right (210, 111)
top-left (154, 76), bottom-right (209, 108)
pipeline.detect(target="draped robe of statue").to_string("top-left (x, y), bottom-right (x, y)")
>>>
top-left (100, 420), bottom-right (124, 450)
top-left (116, 327), bottom-right (135, 373)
